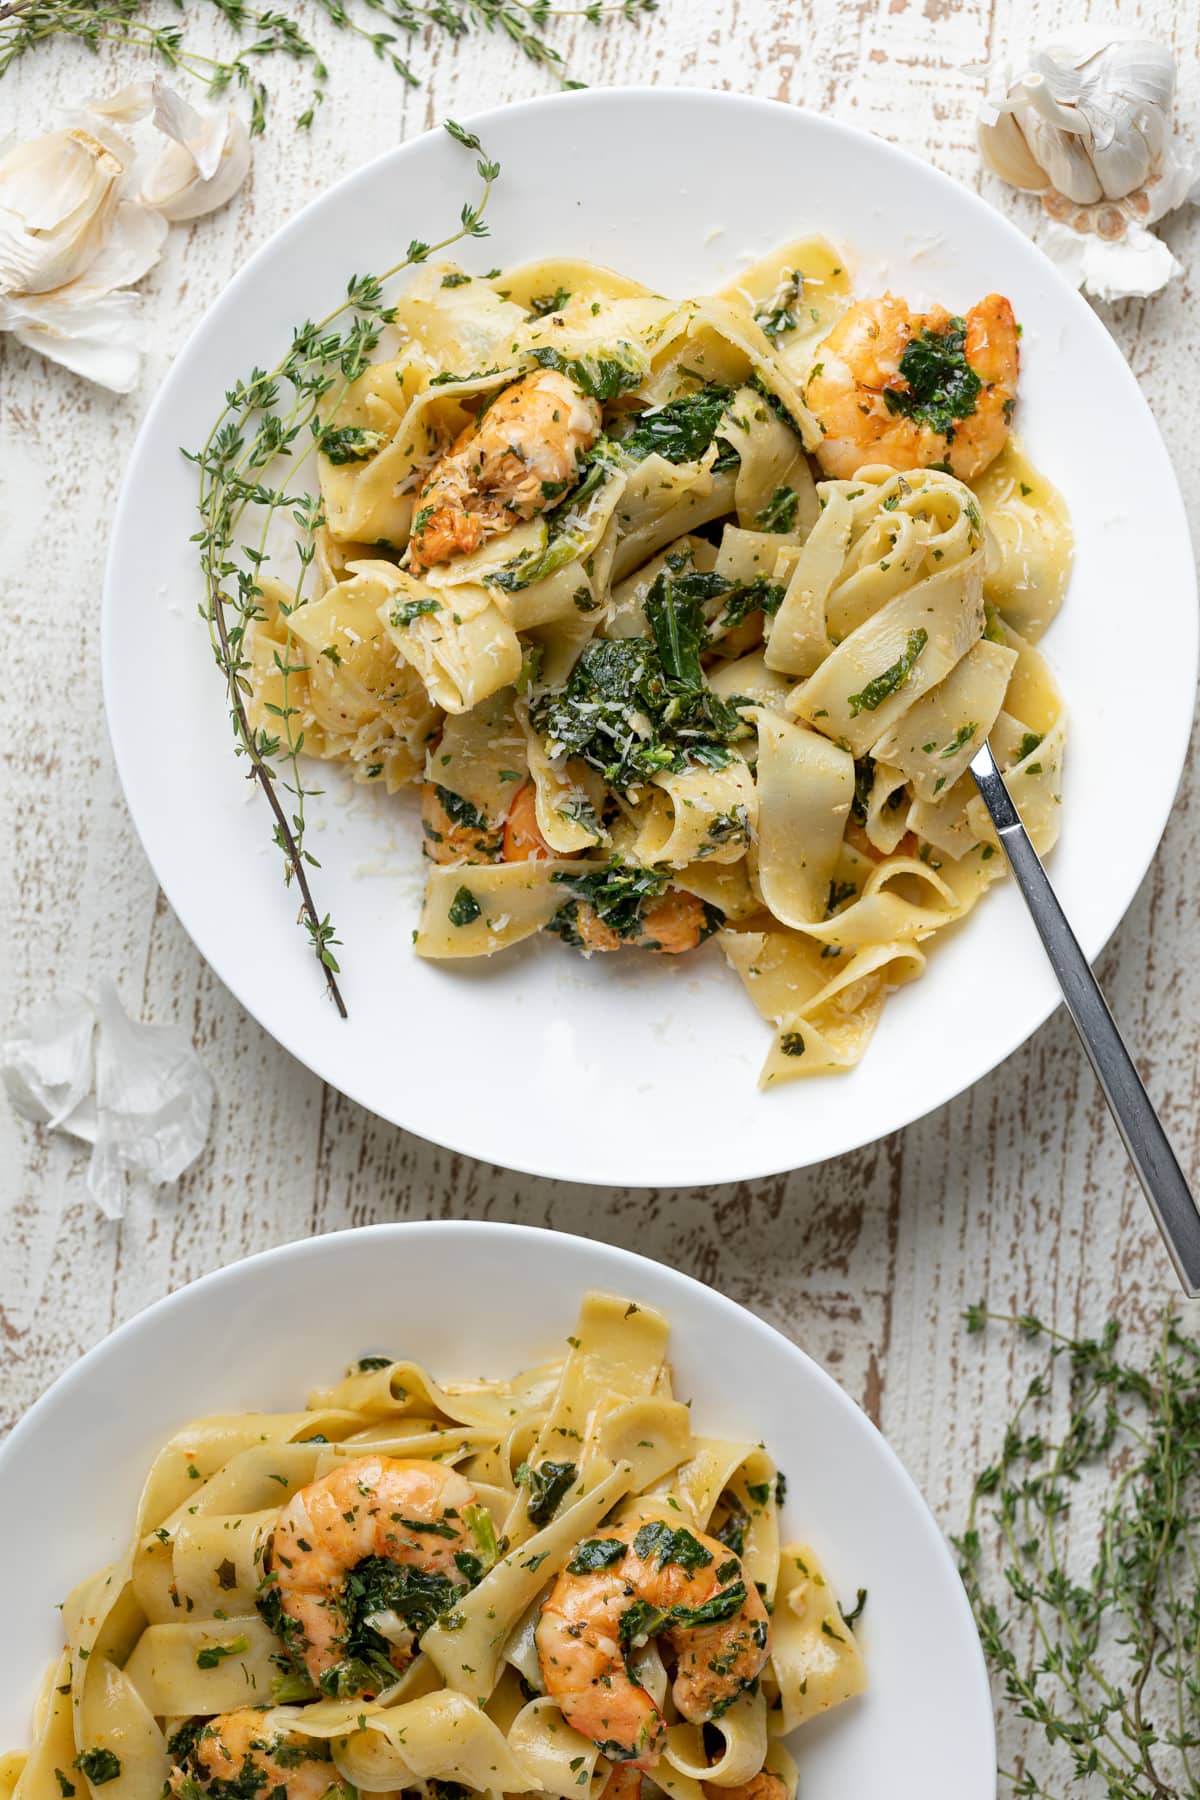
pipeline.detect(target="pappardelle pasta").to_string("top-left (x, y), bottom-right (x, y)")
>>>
top-left (244, 238), bottom-right (1071, 1083)
top-left (3, 1294), bottom-right (865, 1800)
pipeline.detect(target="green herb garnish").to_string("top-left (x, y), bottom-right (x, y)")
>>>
top-left (755, 485), bottom-right (800, 533)
top-left (318, 425), bottom-right (386, 464)
top-left (883, 320), bottom-right (982, 439)
top-left (568, 1537), bottom-right (628, 1573)
top-left (448, 886), bottom-right (482, 927)
top-left (847, 628), bottom-right (928, 717)
top-left (519, 1459), bottom-right (578, 1526)
top-left (196, 1633), bottom-right (251, 1669)
top-left (619, 386), bottom-right (734, 464)
top-left (73, 1753), bottom-right (121, 1787)
top-left (957, 1306), bottom-right (1200, 1799)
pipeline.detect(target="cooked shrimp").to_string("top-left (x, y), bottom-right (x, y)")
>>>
top-left (502, 780), bottom-right (555, 861)
top-left (844, 818), bottom-right (918, 863)
top-left (611, 1763), bottom-right (788, 1800)
top-left (421, 781), bottom-right (501, 864)
top-left (408, 368), bottom-right (602, 572)
top-left (571, 887), bottom-right (713, 957)
top-left (168, 1709), bottom-right (349, 1800)
top-left (703, 1776), bottom-right (788, 1800)
top-left (537, 1518), bottom-right (771, 1766)
top-left (422, 776), bottom-right (557, 865)
top-left (267, 1455), bottom-right (478, 1694)
top-left (806, 294), bottom-right (1018, 481)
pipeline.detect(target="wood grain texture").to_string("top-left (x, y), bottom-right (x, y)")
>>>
top-left (2, 0), bottom-right (1199, 1780)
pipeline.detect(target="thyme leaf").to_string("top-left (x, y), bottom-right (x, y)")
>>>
top-left (957, 1306), bottom-right (1200, 1798)
top-left (184, 128), bottom-right (499, 1011)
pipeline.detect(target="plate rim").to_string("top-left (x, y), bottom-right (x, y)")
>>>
top-left (0, 1217), bottom-right (997, 1788)
top-left (100, 86), bottom-right (1199, 1186)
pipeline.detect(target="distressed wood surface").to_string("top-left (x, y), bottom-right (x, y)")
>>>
top-left (2, 0), bottom-right (1199, 1779)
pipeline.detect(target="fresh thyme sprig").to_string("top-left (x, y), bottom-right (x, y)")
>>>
top-left (0, 0), bottom-right (658, 131)
top-left (185, 121), bottom-right (499, 1010)
top-left (956, 1305), bottom-right (1200, 1798)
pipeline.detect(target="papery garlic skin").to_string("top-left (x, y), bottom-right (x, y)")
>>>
top-left (978, 34), bottom-right (1199, 299)
top-left (0, 123), bottom-right (132, 296)
top-left (140, 78), bottom-right (251, 222)
top-left (1, 980), bottom-right (215, 1220)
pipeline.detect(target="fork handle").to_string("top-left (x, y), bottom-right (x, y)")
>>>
top-left (970, 742), bottom-right (1200, 1295)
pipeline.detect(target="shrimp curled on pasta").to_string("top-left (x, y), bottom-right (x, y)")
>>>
top-left (536, 1517), bottom-right (771, 1767)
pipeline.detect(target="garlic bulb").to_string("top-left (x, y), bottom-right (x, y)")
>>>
top-left (140, 79), bottom-right (251, 223)
top-left (0, 80), bottom-right (251, 391)
top-left (978, 35), bottom-right (1199, 300)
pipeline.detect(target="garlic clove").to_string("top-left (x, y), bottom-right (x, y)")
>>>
top-left (976, 109), bottom-right (1049, 191)
top-left (86, 80), bottom-right (155, 125)
top-left (140, 79), bottom-right (250, 222)
top-left (0, 125), bottom-right (130, 295)
top-left (0, 288), bottom-right (144, 391)
top-left (70, 198), bottom-right (168, 295)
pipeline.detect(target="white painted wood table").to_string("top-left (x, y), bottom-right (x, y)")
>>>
top-left (2, 0), bottom-right (1199, 1775)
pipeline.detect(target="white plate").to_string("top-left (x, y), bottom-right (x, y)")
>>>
top-left (0, 1221), bottom-right (995, 1794)
top-left (102, 89), bottom-right (1197, 1186)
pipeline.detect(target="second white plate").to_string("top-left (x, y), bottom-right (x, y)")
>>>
top-left (102, 89), bottom-right (1197, 1184)
top-left (0, 1222), bottom-right (995, 1795)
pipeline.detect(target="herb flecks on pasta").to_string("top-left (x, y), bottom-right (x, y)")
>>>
top-left (6, 1292), bottom-right (865, 1800)
top-left (200, 221), bottom-right (1072, 1082)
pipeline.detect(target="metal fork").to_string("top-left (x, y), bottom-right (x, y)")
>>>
top-left (970, 740), bottom-right (1200, 1295)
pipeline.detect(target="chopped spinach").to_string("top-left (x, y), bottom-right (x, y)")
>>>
top-left (528, 286), bottom-right (571, 317)
top-left (391, 597), bottom-right (441, 628)
top-left (548, 858), bottom-right (671, 946)
top-left (748, 371), bottom-right (807, 441)
top-left (715, 576), bottom-right (785, 635)
top-left (619, 386), bottom-right (734, 465)
top-left (550, 858), bottom-right (722, 951)
top-left (669, 1580), bottom-right (747, 1630)
top-left (755, 485), bottom-right (800, 534)
top-left (195, 1633), bottom-right (251, 1669)
top-left (448, 886), bottom-right (481, 928)
top-left (617, 1580), bottom-right (746, 1648)
top-left (318, 424), bottom-right (386, 465)
top-left (519, 1459), bottom-right (578, 1526)
top-left (883, 320), bottom-right (982, 439)
top-left (754, 270), bottom-right (802, 339)
top-left (568, 1537), bottom-right (628, 1573)
top-left (528, 344), bottom-right (645, 402)
top-left (320, 1557), bottom-right (462, 1697)
top-left (713, 1493), bottom-right (750, 1557)
top-left (434, 785), bottom-right (489, 834)
top-left (847, 628), bottom-right (928, 717)
top-left (633, 1521), bottom-right (714, 1572)
top-left (530, 571), bottom-right (747, 790)
top-left (73, 1753), bottom-right (122, 1788)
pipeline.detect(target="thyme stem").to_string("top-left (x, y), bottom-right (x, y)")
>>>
top-left (957, 1304), bottom-right (1200, 1798)
top-left (187, 123), bottom-right (499, 1006)
top-left (0, 0), bottom-right (658, 127)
